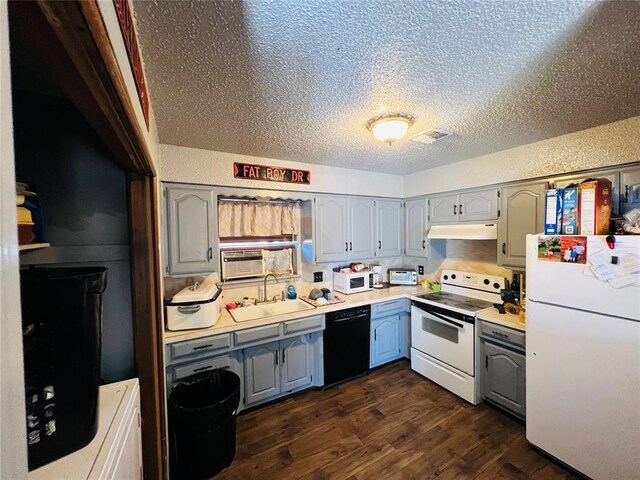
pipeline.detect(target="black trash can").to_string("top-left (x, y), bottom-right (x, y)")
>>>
top-left (169, 369), bottom-right (241, 480)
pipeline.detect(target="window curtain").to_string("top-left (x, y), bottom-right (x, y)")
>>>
top-left (218, 200), bottom-right (300, 237)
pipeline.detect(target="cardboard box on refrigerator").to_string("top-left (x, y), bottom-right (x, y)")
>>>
top-left (579, 178), bottom-right (612, 235)
top-left (544, 188), bottom-right (563, 235)
top-left (561, 185), bottom-right (579, 235)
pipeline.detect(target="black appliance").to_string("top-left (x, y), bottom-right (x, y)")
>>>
top-left (323, 305), bottom-right (370, 387)
top-left (21, 267), bottom-right (107, 471)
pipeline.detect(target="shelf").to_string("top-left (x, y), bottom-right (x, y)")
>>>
top-left (19, 242), bottom-right (50, 251)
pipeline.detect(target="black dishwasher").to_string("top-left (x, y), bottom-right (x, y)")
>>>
top-left (323, 305), bottom-right (371, 387)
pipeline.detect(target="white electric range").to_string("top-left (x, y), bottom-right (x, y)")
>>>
top-left (410, 270), bottom-right (505, 404)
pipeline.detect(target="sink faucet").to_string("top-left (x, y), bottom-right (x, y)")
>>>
top-left (262, 273), bottom-right (279, 303)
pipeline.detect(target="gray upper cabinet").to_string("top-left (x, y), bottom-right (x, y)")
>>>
top-left (621, 168), bottom-right (640, 213)
top-left (244, 341), bottom-right (281, 406)
top-left (315, 196), bottom-right (349, 263)
top-left (405, 199), bottom-right (428, 258)
top-left (459, 189), bottom-right (499, 221)
top-left (315, 195), bottom-right (377, 263)
top-left (166, 186), bottom-right (216, 275)
top-left (376, 199), bottom-right (403, 258)
top-left (348, 198), bottom-right (376, 260)
top-left (429, 189), bottom-right (498, 223)
top-left (429, 194), bottom-right (459, 223)
top-left (498, 181), bottom-right (547, 269)
top-left (551, 170), bottom-right (619, 215)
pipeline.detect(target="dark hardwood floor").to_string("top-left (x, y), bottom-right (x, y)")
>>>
top-left (219, 361), bottom-right (579, 479)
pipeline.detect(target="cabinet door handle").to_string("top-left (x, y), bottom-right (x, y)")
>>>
top-left (374, 329), bottom-right (377, 341)
top-left (453, 205), bottom-right (457, 215)
top-left (275, 350), bottom-right (279, 366)
top-left (282, 349), bottom-right (285, 364)
top-left (459, 204), bottom-right (463, 216)
top-left (485, 355), bottom-right (488, 369)
top-left (422, 239), bottom-right (426, 249)
top-left (192, 343), bottom-right (213, 351)
top-left (378, 240), bottom-right (382, 249)
top-left (349, 242), bottom-right (352, 251)
top-left (502, 243), bottom-right (507, 255)
top-left (624, 185), bottom-right (630, 203)
top-left (345, 242), bottom-right (348, 252)
top-left (208, 247), bottom-right (213, 260)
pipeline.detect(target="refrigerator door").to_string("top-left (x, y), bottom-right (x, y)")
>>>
top-left (526, 301), bottom-right (640, 480)
top-left (526, 235), bottom-right (640, 320)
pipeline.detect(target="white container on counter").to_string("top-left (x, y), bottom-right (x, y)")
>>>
top-left (165, 275), bottom-right (222, 331)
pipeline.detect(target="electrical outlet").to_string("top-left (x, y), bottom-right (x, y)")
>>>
top-left (313, 271), bottom-right (323, 283)
top-left (418, 265), bottom-right (424, 275)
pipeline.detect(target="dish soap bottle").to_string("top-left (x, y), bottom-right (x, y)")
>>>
top-left (286, 279), bottom-right (297, 300)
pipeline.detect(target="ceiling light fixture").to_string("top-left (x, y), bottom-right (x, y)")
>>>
top-left (366, 113), bottom-right (415, 145)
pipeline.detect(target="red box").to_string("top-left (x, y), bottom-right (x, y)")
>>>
top-left (578, 178), bottom-right (612, 235)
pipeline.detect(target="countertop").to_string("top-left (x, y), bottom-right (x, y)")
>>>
top-left (164, 285), bottom-right (432, 344)
top-left (477, 307), bottom-right (526, 332)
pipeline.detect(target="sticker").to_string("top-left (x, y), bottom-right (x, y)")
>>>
top-left (537, 235), bottom-right (587, 264)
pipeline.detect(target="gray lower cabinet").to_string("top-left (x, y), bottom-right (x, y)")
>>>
top-left (481, 341), bottom-right (526, 418)
top-left (371, 314), bottom-right (400, 367)
top-left (280, 335), bottom-right (313, 392)
top-left (244, 334), bottom-right (314, 407)
top-left (621, 168), bottom-right (640, 213)
top-left (498, 181), bottom-right (547, 268)
top-left (244, 342), bottom-right (281, 405)
top-left (165, 185), bottom-right (216, 275)
top-left (405, 199), bottom-right (428, 257)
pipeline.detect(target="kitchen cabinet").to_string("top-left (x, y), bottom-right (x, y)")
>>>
top-left (165, 185), bottom-right (216, 275)
top-left (370, 313), bottom-right (405, 368)
top-left (621, 168), bottom-right (640, 213)
top-left (244, 342), bottom-right (281, 405)
top-left (429, 189), bottom-right (498, 223)
top-left (405, 199), bottom-right (428, 257)
top-left (498, 181), bottom-right (547, 269)
top-left (315, 196), bottom-right (375, 262)
top-left (481, 341), bottom-right (526, 418)
top-left (244, 334), bottom-right (314, 407)
top-left (376, 199), bottom-right (403, 258)
top-left (348, 197), bottom-right (376, 260)
top-left (280, 335), bottom-right (313, 392)
top-left (550, 170), bottom-right (619, 215)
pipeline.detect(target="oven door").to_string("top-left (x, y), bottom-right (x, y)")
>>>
top-left (411, 301), bottom-right (475, 376)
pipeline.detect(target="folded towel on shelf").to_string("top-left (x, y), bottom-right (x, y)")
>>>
top-left (17, 206), bottom-right (33, 225)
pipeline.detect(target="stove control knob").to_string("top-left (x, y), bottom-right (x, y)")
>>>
top-left (443, 275), bottom-right (449, 280)
top-left (493, 282), bottom-right (500, 290)
top-left (451, 274), bottom-right (456, 280)
top-left (484, 279), bottom-right (490, 285)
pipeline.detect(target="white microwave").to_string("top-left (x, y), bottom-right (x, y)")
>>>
top-left (221, 250), bottom-right (264, 280)
top-left (333, 271), bottom-right (374, 294)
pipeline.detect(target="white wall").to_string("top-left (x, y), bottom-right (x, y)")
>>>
top-left (0, 2), bottom-right (28, 477)
top-left (97, 0), bottom-right (160, 167)
top-left (404, 116), bottom-right (640, 197)
top-left (159, 144), bottom-right (404, 198)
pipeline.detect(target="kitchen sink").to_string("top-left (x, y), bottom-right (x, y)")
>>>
top-left (229, 298), bottom-right (316, 322)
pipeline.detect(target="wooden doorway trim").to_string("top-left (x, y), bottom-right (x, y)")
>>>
top-left (9, 2), bottom-right (166, 478)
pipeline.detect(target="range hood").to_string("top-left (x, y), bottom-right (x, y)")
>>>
top-left (427, 223), bottom-right (498, 240)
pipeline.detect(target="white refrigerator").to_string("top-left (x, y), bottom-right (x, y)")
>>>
top-left (525, 234), bottom-right (640, 480)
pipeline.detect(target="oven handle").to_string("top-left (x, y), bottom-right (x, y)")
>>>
top-left (421, 310), bottom-right (465, 330)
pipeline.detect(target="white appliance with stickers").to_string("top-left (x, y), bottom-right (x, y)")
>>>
top-left (525, 235), bottom-right (640, 480)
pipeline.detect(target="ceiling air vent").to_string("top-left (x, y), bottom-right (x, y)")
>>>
top-left (410, 128), bottom-right (453, 144)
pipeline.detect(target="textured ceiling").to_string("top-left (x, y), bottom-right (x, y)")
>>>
top-left (132, 0), bottom-right (640, 175)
